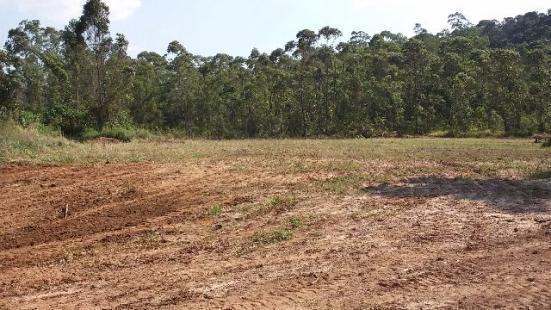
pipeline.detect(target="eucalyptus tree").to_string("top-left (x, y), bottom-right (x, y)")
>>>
top-left (402, 38), bottom-right (441, 134)
top-left (315, 26), bottom-right (342, 134)
top-left (131, 51), bottom-right (168, 128)
top-left (287, 29), bottom-right (320, 135)
top-left (439, 36), bottom-right (482, 133)
top-left (364, 46), bottom-right (404, 135)
top-left (75, 0), bottom-right (112, 129)
top-left (104, 33), bottom-right (134, 127)
top-left (0, 49), bottom-right (15, 118)
top-left (525, 47), bottom-right (551, 133)
top-left (448, 12), bottom-right (473, 33)
top-left (4, 20), bottom-right (48, 121)
top-left (164, 40), bottom-right (202, 131)
top-left (267, 48), bottom-right (297, 136)
top-left (4, 20), bottom-right (67, 126)
top-left (487, 49), bottom-right (528, 134)
top-left (1, 1), bottom-right (550, 138)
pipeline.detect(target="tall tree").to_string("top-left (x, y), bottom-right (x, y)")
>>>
top-left (75, 0), bottom-right (112, 129)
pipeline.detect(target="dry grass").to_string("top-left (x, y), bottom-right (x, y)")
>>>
top-left (1, 123), bottom-right (550, 181)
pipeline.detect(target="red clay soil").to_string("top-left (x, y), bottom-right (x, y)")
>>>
top-left (0, 163), bottom-right (550, 309)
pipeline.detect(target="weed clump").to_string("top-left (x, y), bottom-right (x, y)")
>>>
top-left (266, 195), bottom-right (298, 213)
top-left (322, 175), bottom-right (366, 193)
top-left (208, 204), bottom-right (224, 217)
top-left (251, 216), bottom-right (305, 246)
top-left (253, 228), bottom-right (293, 245)
top-left (288, 216), bottom-right (304, 229)
top-left (132, 230), bottom-right (163, 247)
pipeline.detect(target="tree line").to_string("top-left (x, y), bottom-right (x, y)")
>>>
top-left (0, 0), bottom-right (550, 138)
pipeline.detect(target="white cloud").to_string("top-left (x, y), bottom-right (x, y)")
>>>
top-left (1, 0), bottom-right (141, 23)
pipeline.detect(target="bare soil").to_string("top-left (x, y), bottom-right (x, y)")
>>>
top-left (1, 160), bottom-right (550, 309)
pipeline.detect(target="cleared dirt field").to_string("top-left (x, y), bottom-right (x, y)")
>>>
top-left (1, 139), bottom-right (550, 309)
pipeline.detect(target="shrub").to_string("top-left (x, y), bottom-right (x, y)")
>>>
top-left (101, 127), bottom-right (133, 142)
top-left (79, 127), bottom-right (153, 142)
top-left (81, 128), bottom-right (101, 140)
top-left (0, 120), bottom-right (70, 163)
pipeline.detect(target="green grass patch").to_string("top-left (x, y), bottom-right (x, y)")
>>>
top-left (266, 195), bottom-right (298, 212)
top-left (287, 216), bottom-right (304, 230)
top-left (321, 175), bottom-right (367, 193)
top-left (208, 204), bottom-right (224, 217)
top-left (251, 216), bottom-right (306, 246)
top-left (252, 228), bottom-right (294, 245)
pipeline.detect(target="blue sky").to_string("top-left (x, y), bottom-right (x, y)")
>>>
top-left (0, 0), bottom-right (549, 57)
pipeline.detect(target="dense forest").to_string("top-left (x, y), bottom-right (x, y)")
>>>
top-left (0, 0), bottom-right (550, 138)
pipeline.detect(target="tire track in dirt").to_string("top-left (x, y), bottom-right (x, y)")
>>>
top-left (0, 163), bottom-right (257, 252)
top-left (1, 163), bottom-right (550, 309)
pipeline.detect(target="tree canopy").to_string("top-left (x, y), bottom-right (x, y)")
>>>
top-left (1, 1), bottom-right (550, 138)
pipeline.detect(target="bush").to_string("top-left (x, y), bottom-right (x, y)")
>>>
top-left (81, 128), bottom-right (101, 140)
top-left (101, 128), bottom-right (133, 142)
top-left (429, 129), bottom-right (504, 138)
top-left (17, 111), bottom-right (41, 128)
top-left (0, 120), bottom-right (69, 163)
top-left (79, 127), bottom-right (153, 142)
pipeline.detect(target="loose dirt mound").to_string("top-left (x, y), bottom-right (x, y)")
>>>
top-left (0, 162), bottom-right (550, 309)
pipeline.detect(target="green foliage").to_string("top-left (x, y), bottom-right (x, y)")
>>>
top-left (287, 217), bottom-right (304, 230)
top-left (17, 111), bottom-right (41, 128)
top-left (208, 204), bottom-right (224, 217)
top-left (0, 120), bottom-right (69, 163)
top-left (99, 128), bottom-right (133, 142)
top-left (251, 216), bottom-right (305, 246)
top-left (81, 128), bottom-right (101, 140)
top-left (322, 175), bottom-right (367, 193)
top-left (252, 228), bottom-right (293, 245)
top-left (1, 2), bottom-right (550, 138)
top-left (266, 195), bottom-right (299, 213)
top-left (80, 126), bottom-right (152, 142)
